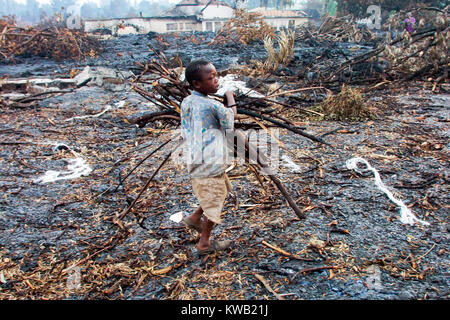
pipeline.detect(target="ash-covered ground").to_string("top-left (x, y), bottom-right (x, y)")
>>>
top-left (0, 32), bottom-right (448, 300)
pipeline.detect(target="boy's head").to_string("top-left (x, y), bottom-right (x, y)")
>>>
top-left (185, 60), bottom-right (219, 95)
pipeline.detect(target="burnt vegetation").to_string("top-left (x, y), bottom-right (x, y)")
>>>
top-left (0, 3), bottom-right (449, 300)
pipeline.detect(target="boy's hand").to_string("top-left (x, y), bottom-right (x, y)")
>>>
top-left (225, 90), bottom-right (234, 99)
top-left (224, 90), bottom-right (235, 107)
top-left (224, 90), bottom-right (237, 115)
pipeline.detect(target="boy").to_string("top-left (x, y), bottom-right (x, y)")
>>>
top-left (180, 60), bottom-right (237, 255)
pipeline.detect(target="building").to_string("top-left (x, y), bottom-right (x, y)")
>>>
top-left (248, 7), bottom-right (311, 30)
top-left (83, 0), bottom-right (234, 35)
top-left (83, 0), bottom-right (312, 35)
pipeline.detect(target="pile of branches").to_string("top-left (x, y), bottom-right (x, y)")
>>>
top-left (296, 14), bottom-right (376, 44)
top-left (129, 50), bottom-right (329, 145)
top-left (0, 17), bottom-right (100, 62)
top-left (297, 7), bottom-right (449, 88)
top-left (319, 84), bottom-right (376, 121)
top-left (381, 6), bottom-right (450, 83)
top-left (210, 9), bottom-right (276, 45)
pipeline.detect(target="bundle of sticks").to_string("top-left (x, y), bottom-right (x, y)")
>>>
top-left (116, 51), bottom-right (333, 224)
top-left (130, 51), bottom-right (329, 145)
top-left (0, 18), bottom-right (100, 62)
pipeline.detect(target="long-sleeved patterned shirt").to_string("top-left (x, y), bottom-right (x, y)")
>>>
top-left (180, 90), bottom-right (234, 178)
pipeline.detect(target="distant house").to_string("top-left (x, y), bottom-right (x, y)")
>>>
top-left (248, 7), bottom-right (311, 30)
top-left (83, 0), bottom-right (234, 35)
top-left (159, 0), bottom-right (234, 32)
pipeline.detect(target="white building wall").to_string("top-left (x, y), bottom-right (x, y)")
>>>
top-left (263, 17), bottom-right (309, 29)
top-left (151, 18), bottom-right (202, 33)
top-left (84, 18), bottom-right (152, 35)
top-left (201, 5), bottom-right (234, 19)
top-left (84, 19), bottom-right (117, 33)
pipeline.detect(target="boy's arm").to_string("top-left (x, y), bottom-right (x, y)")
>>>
top-left (225, 91), bottom-right (237, 115)
top-left (212, 92), bottom-right (235, 130)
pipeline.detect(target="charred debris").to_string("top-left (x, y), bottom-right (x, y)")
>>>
top-left (0, 6), bottom-right (449, 300)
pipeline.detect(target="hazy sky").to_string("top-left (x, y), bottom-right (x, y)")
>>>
top-left (14, 0), bottom-right (181, 5)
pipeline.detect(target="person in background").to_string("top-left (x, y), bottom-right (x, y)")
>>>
top-left (405, 12), bottom-right (416, 33)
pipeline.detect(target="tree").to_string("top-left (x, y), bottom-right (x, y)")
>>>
top-left (305, 0), bottom-right (325, 13)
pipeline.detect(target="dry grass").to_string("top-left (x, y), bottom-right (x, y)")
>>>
top-left (319, 84), bottom-right (375, 121)
top-left (263, 30), bottom-right (295, 72)
top-left (210, 9), bottom-right (276, 45)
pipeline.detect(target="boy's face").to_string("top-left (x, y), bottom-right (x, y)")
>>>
top-left (193, 63), bottom-right (219, 95)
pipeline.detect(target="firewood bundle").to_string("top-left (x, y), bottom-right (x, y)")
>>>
top-left (129, 50), bottom-right (329, 146)
top-left (0, 18), bottom-right (100, 62)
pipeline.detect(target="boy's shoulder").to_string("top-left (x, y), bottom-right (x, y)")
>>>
top-left (183, 92), bottom-right (223, 108)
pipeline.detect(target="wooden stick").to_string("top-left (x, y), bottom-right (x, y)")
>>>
top-left (289, 266), bottom-right (338, 282)
top-left (261, 240), bottom-right (314, 261)
top-left (113, 136), bottom-right (178, 192)
top-left (254, 274), bottom-right (285, 300)
top-left (231, 130), bottom-right (306, 220)
top-left (237, 108), bottom-right (329, 146)
top-left (265, 86), bottom-right (326, 99)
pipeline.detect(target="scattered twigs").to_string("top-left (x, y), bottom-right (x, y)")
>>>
top-left (114, 139), bottom-right (183, 225)
top-left (408, 242), bottom-right (437, 262)
top-left (108, 136), bottom-right (178, 195)
top-left (261, 240), bottom-right (315, 261)
top-left (289, 265), bottom-right (340, 283)
top-left (254, 274), bottom-right (285, 300)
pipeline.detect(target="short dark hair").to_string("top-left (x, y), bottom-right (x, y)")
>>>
top-left (185, 59), bottom-right (210, 86)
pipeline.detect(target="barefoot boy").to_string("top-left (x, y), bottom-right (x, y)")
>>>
top-left (180, 59), bottom-right (237, 255)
